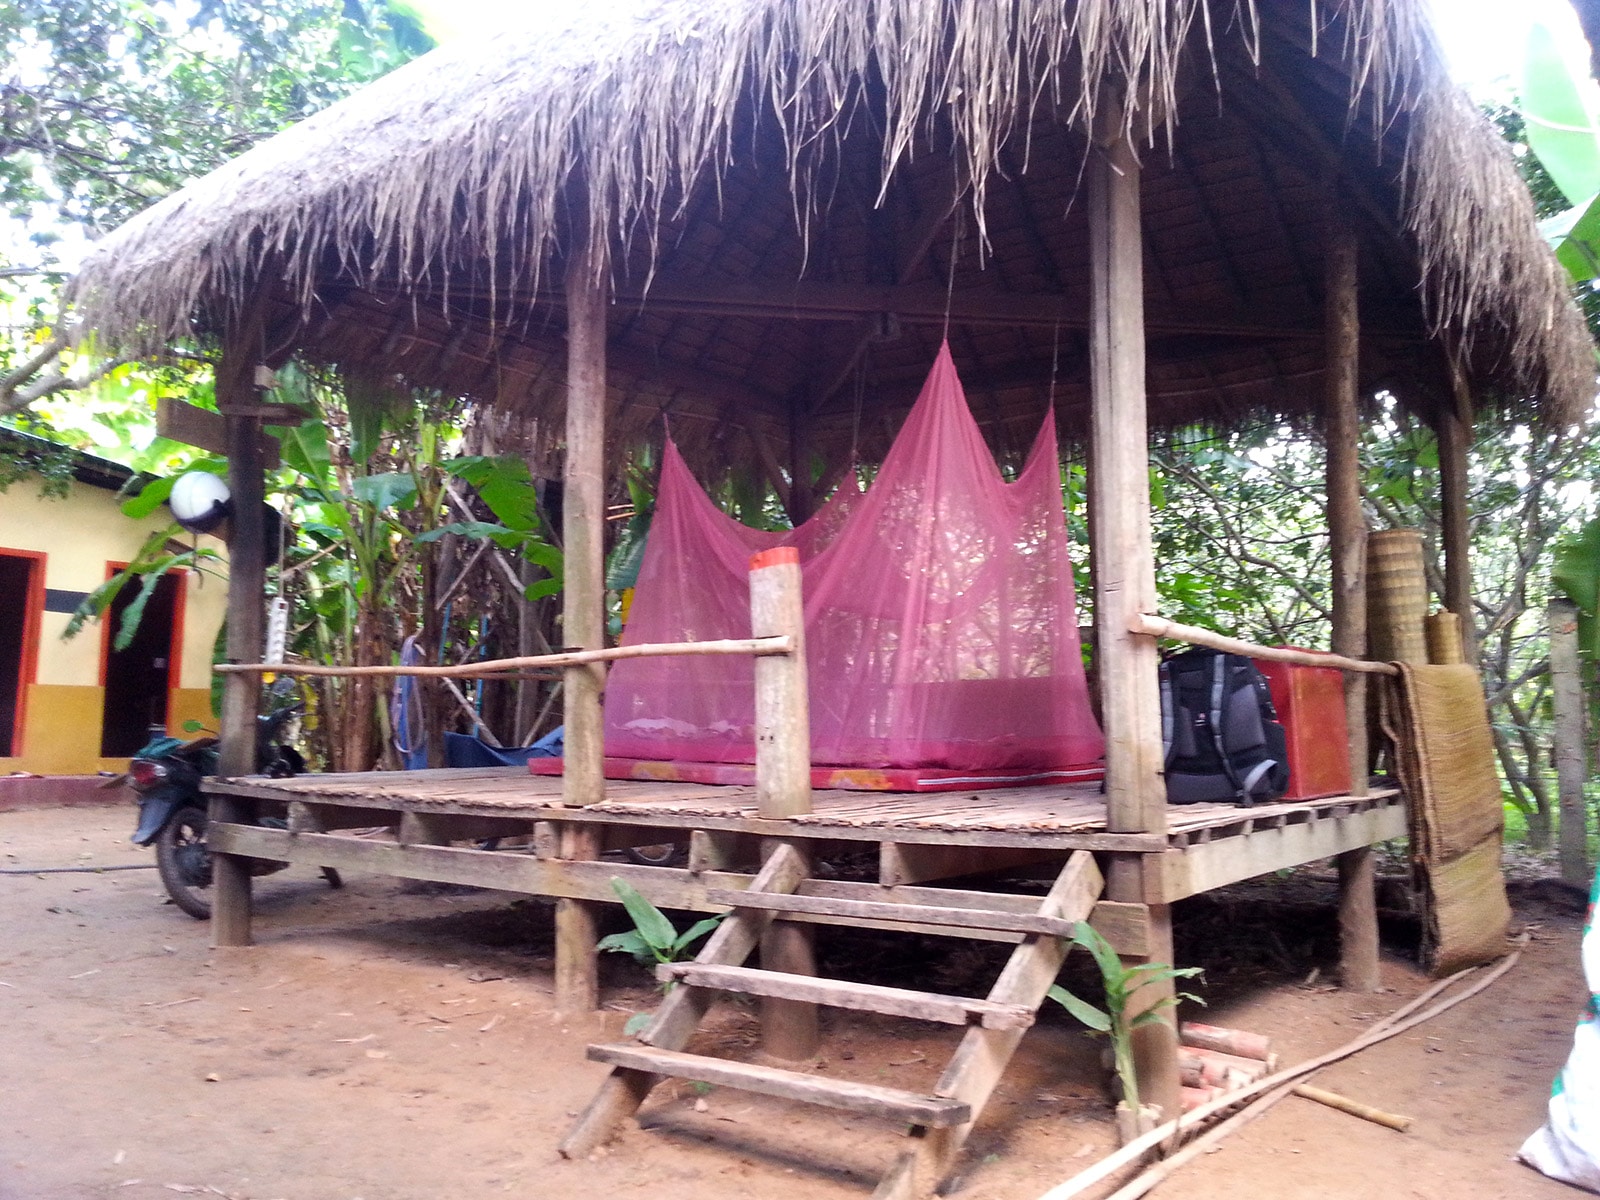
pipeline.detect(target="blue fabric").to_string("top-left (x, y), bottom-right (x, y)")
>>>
top-left (393, 636), bottom-right (428, 770)
top-left (444, 726), bottom-right (563, 768)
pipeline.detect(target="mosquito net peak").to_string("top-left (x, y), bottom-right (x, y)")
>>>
top-left (604, 343), bottom-right (1104, 776)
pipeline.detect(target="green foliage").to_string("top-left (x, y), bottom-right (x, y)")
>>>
top-left (1047, 922), bottom-right (1204, 1116)
top-left (1148, 428), bottom-right (1330, 645)
top-left (1555, 517), bottom-right (1600, 658)
top-left (1518, 7), bottom-right (1600, 282)
top-left (0, 0), bottom-right (433, 469)
top-left (0, 0), bottom-right (430, 237)
top-left (1522, 14), bottom-right (1600, 205)
top-left (0, 427), bottom-right (77, 496)
top-left (62, 523), bottom-right (223, 650)
top-left (431, 455), bottom-right (563, 601)
top-left (596, 877), bottom-right (725, 968)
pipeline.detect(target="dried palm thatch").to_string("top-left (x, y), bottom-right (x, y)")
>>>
top-left (68, 0), bottom-right (1594, 428)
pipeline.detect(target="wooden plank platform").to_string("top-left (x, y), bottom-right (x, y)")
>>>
top-left (206, 767), bottom-right (1401, 862)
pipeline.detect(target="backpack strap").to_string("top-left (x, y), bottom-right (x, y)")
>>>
top-left (1207, 654), bottom-right (1251, 806)
top-left (1159, 661), bottom-right (1174, 767)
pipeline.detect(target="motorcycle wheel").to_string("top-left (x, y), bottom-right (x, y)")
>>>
top-left (623, 842), bottom-right (687, 867)
top-left (155, 805), bottom-right (214, 920)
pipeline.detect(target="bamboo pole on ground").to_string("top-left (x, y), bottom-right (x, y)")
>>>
top-left (1088, 107), bottom-right (1179, 1123)
top-left (1036, 937), bottom-right (1526, 1200)
top-left (1290, 1083), bottom-right (1412, 1131)
top-left (1323, 218), bottom-right (1379, 994)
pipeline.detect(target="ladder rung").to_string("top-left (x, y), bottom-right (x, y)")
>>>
top-left (588, 1043), bottom-right (972, 1127)
top-left (656, 964), bottom-right (1035, 1030)
top-left (704, 888), bottom-right (1078, 938)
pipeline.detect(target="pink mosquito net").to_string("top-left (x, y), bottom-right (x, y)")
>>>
top-left (603, 343), bottom-right (1104, 776)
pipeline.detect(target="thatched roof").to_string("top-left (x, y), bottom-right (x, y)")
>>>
top-left (70, 0), bottom-right (1595, 480)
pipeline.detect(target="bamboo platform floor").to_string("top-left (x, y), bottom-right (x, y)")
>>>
top-left (210, 766), bottom-right (1402, 854)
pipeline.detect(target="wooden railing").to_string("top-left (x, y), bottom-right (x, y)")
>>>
top-left (212, 636), bottom-right (794, 679)
top-left (1128, 613), bottom-right (1400, 676)
top-left (214, 548), bottom-right (812, 818)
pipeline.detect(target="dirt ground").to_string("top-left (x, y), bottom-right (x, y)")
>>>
top-left (0, 802), bottom-right (1587, 1200)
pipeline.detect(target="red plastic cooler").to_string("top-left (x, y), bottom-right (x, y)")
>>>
top-left (1253, 656), bottom-right (1351, 800)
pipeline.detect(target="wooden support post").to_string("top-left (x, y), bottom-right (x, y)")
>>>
top-left (1551, 599), bottom-right (1590, 886)
top-left (759, 841), bottom-right (820, 1061)
top-left (749, 548), bottom-right (811, 819)
top-left (211, 325), bottom-right (269, 949)
top-left (562, 225), bottom-right (608, 808)
top-left (1087, 112), bottom-right (1178, 1122)
top-left (1440, 362), bottom-right (1476, 665)
top-left (1325, 218), bottom-right (1380, 993)
top-left (555, 824), bottom-right (604, 1014)
top-left (1088, 120), bottom-right (1163, 839)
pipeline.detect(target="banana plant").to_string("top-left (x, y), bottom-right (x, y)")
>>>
top-left (596, 877), bottom-right (724, 968)
top-left (417, 453), bottom-right (563, 601)
top-left (1048, 922), bottom-right (1204, 1116)
top-left (1524, 2), bottom-right (1600, 281)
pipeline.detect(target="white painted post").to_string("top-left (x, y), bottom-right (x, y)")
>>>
top-left (1551, 599), bottom-right (1589, 887)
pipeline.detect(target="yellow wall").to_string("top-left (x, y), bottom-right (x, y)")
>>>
top-left (0, 477), bottom-right (227, 774)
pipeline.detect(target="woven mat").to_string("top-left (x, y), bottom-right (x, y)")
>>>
top-left (1383, 662), bottom-right (1512, 975)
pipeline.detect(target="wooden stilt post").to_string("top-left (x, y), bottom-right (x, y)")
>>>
top-left (750, 548), bottom-right (810, 821)
top-left (1439, 360), bottom-right (1476, 665)
top-left (212, 324), bottom-right (268, 949)
top-left (555, 825), bottom-right (604, 1015)
top-left (562, 226), bottom-right (608, 808)
top-left (1551, 599), bottom-right (1589, 887)
top-left (748, 547), bottom-right (818, 1058)
top-left (1087, 109), bottom-right (1179, 1123)
top-left (1324, 218), bottom-right (1380, 993)
top-left (554, 211), bottom-right (608, 1013)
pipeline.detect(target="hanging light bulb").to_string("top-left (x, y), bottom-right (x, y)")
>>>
top-left (169, 471), bottom-right (232, 534)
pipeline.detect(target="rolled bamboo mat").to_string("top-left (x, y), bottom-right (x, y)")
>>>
top-left (1381, 661), bottom-right (1511, 975)
top-left (1368, 529), bottom-right (1429, 664)
top-left (1426, 611), bottom-right (1464, 665)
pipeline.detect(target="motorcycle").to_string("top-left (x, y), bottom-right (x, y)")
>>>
top-left (127, 699), bottom-right (339, 919)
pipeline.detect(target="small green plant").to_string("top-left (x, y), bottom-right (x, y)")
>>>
top-left (1047, 922), bottom-right (1204, 1115)
top-left (597, 878), bottom-right (725, 1036)
top-left (597, 877), bottom-right (725, 968)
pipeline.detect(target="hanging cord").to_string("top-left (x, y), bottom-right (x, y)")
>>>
top-left (850, 357), bottom-right (866, 467)
top-left (942, 205), bottom-right (964, 345)
top-left (1048, 320), bottom-right (1062, 409)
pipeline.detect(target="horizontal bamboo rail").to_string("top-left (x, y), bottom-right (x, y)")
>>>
top-left (1129, 613), bottom-right (1399, 676)
top-left (214, 635), bottom-right (794, 680)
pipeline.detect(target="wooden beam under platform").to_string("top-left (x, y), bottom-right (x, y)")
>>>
top-left (205, 768), bottom-right (1403, 958)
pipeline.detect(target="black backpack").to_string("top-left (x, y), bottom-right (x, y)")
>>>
top-left (1159, 647), bottom-right (1290, 806)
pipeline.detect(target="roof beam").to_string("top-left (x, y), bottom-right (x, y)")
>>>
top-left (603, 276), bottom-right (1425, 342)
top-left (796, 164), bottom-right (970, 417)
top-left (384, 270), bottom-right (1428, 343)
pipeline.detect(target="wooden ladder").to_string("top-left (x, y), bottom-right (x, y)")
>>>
top-left (559, 845), bottom-right (1105, 1199)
